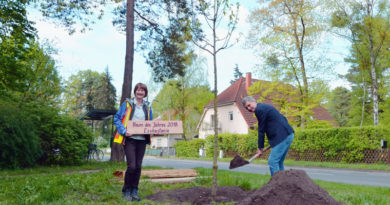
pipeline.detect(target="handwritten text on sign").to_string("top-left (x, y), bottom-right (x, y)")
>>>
top-left (127, 120), bottom-right (183, 134)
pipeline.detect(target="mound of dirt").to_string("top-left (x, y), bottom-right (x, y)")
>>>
top-left (146, 186), bottom-right (249, 204)
top-left (239, 169), bottom-right (342, 205)
top-left (146, 169), bottom-right (341, 205)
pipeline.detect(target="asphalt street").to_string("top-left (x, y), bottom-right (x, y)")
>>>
top-left (140, 156), bottom-right (390, 188)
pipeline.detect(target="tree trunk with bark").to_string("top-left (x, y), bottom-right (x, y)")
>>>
top-left (366, 2), bottom-right (379, 126)
top-left (111, 0), bottom-right (135, 162)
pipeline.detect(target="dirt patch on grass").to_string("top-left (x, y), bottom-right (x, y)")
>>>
top-left (146, 169), bottom-right (341, 205)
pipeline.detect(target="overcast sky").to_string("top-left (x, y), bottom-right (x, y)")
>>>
top-left (28, 1), bottom-right (351, 101)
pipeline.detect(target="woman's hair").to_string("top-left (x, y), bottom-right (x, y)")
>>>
top-left (133, 83), bottom-right (148, 97)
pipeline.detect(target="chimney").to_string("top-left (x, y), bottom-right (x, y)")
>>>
top-left (245, 72), bottom-right (252, 92)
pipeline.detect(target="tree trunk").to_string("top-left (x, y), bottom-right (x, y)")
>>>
top-left (366, 2), bottom-right (379, 126)
top-left (211, 13), bottom-right (218, 197)
top-left (110, 142), bottom-right (125, 162)
top-left (297, 16), bottom-right (308, 127)
top-left (368, 34), bottom-right (379, 125)
top-left (120, 0), bottom-right (135, 104)
top-left (111, 0), bottom-right (135, 162)
top-left (360, 75), bottom-right (366, 127)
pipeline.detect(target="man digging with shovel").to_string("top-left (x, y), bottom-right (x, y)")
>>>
top-left (234, 96), bottom-right (294, 176)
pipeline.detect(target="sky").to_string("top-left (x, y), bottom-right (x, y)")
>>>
top-left (28, 1), bottom-right (351, 101)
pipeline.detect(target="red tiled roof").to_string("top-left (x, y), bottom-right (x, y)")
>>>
top-left (205, 77), bottom-right (259, 127)
top-left (204, 74), bottom-right (334, 127)
top-left (312, 106), bottom-right (334, 122)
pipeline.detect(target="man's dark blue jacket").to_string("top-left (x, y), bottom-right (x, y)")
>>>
top-left (254, 103), bottom-right (294, 149)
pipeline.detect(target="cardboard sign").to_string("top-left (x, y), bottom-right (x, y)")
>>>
top-left (127, 120), bottom-right (183, 134)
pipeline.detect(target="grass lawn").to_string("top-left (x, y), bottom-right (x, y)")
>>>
top-left (0, 161), bottom-right (389, 204)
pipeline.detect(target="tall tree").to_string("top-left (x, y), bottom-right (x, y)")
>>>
top-left (96, 67), bottom-right (117, 111)
top-left (189, 0), bottom-right (239, 196)
top-left (0, 38), bottom-right (62, 106)
top-left (63, 70), bottom-right (116, 117)
top-left (344, 62), bottom-right (373, 126)
top-left (328, 87), bottom-right (351, 127)
top-left (112, 0), bottom-right (193, 161)
top-left (21, 0), bottom-right (193, 161)
top-left (248, 0), bottom-right (325, 127)
top-left (0, 1), bottom-right (37, 96)
top-left (230, 64), bottom-right (243, 84)
top-left (18, 42), bottom-right (62, 107)
top-left (112, 0), bottom-right (194, 96)
top-left (330, 0), bottom-right (390, 125)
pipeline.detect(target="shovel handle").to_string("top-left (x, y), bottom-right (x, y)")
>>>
top-left (248, 145), bottom-right (271, 162)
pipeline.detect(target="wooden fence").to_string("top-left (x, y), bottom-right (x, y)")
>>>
top-left (148, 148), bottom-right (390, 164)
top-left (257, 149), bottom-right (390, 164)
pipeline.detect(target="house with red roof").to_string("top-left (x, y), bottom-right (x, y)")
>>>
top-left (197, 73), bottom-right (335, 139)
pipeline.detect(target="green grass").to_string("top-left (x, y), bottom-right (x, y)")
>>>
top-left (171, 156), bottom-right (390, 171)
top-left (0, 162), bottom-right (389, 204)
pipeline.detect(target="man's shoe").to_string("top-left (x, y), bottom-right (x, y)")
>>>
top-left (123, 189), bottom-right (133, 201)
top-left (132, 188), bottom-right (141, 201)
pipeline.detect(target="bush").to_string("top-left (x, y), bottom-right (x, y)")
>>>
top-left (0, 100), bottom-right (42, 168)
top-left (305, 120), bottom-right (334, 129)
top-left (30, 106), bottom-right (93, 165)
top-left (205, 133), bottom-right (260, 158)
top-left (174, 139), bottom-right (205, 157)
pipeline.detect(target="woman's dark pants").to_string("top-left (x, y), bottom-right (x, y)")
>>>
top-left (122, 138), bottom-right (147, 192)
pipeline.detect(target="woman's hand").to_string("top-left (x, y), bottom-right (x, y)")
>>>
top-left (125, 130), bottom-right (132, 137)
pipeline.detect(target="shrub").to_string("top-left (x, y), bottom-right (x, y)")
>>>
top-left (205, 133), bottom-right (260, 158)
top-left (305, 120), bottom-right (334, 129)
top-left (0, 100), bottom-right (42, 168)
top-left (174, 139), bottom-right (205, 157)
top-left (30, 106), bottom-right (93, 165)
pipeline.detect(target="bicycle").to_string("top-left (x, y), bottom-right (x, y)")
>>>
top-left (87, 143), bottom-right (104, 161)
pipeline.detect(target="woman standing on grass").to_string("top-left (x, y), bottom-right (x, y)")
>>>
top-left (113, 83), bottom-right (153, 201)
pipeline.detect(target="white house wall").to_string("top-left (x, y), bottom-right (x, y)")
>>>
top-left (198, 103), bottom-right (249, 139)
top-left (150, 134), bottom-right (181, 148)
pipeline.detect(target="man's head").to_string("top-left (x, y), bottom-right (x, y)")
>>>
top-left (242, 96), bottom-right (257, 112)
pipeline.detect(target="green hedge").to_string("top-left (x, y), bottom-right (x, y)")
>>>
top-left (292, 126), bottom-right (390, 162)
top-left (205, 133), bottom-right (261, 158)
top-left (175, 126), bottom-right (390, 162)
top-left (174, 139), bottom-right (205, 157)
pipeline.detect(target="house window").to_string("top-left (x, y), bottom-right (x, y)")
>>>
top-left (229, 112), bottom-right (233, 121)
top-left (157, 138), bottom-right (162, 147)
top-left (211, 114), bottom-right (215, 128)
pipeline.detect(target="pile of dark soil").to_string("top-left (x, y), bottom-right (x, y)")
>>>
top-left (239, 169), bottom-right (341, 205)
top-left (146, 186), bottom-right (249, 204)
top-left (146, 169), bottom-right (341, 205)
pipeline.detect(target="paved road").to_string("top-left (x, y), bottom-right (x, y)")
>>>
top-left (140, 156), bottom-right (390, 188)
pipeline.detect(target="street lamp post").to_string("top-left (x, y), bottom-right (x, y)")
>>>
top-left (153, 99), bottom-right (171, 156)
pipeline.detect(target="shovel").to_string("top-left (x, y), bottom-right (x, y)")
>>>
top-left (229, 146), bottom-right (271, 169)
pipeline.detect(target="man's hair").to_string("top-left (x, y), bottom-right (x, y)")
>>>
top-left (134, 83), bottom-right (148, 97)
top-left (242, 96), bottom-right (256, 105)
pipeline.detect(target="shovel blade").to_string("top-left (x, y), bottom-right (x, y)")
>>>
top-left (229, 154), bottom-right (249, 169)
